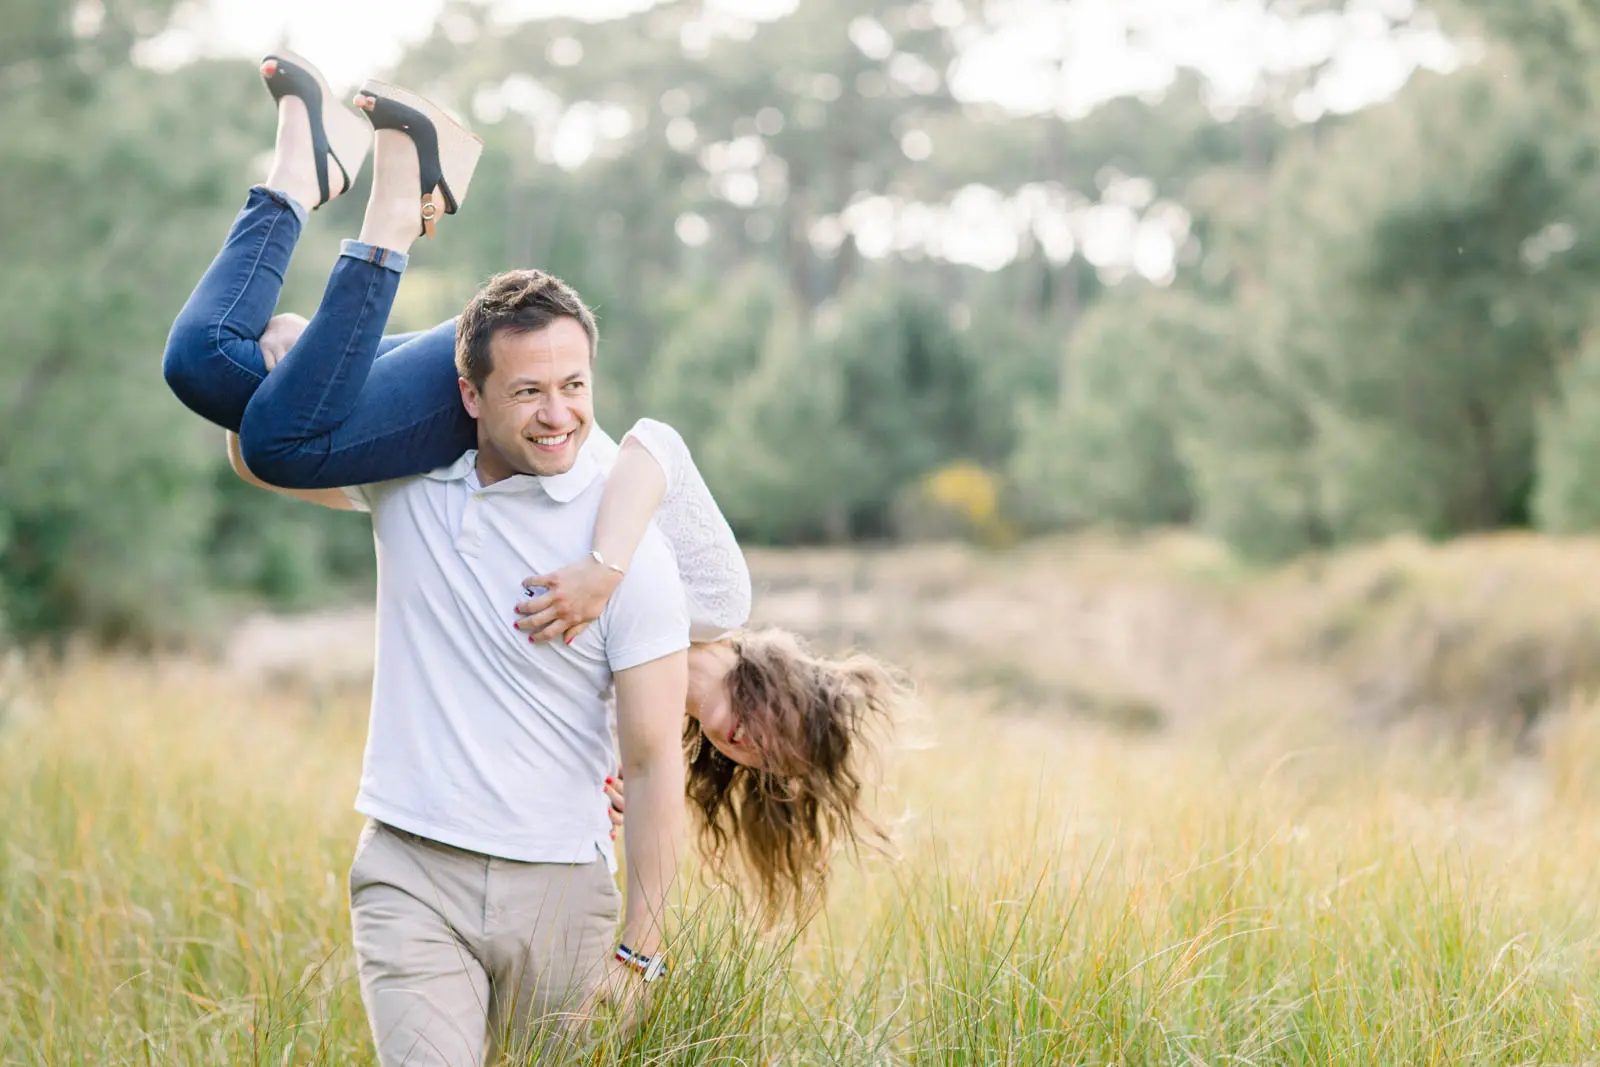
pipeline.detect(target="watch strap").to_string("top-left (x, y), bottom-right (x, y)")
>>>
top-left (615, 942), bottom-right (669, 982)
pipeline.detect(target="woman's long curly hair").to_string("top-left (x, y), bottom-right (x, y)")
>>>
top-left (683, 628), bottom-right (903, 923)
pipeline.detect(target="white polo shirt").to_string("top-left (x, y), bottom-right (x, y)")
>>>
top-left (343, 431), bottom-right (689, 869)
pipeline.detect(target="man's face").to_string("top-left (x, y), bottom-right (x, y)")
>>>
top-left (458, 317), bottom-right (594, 480)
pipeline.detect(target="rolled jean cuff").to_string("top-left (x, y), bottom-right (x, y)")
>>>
top-left (340, 239), bottom-right (410, 275)
top-left (258, 185), bottom-right (310, 227)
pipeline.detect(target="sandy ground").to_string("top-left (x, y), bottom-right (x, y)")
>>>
top-left (219, 540), bottom-right (1264, 734)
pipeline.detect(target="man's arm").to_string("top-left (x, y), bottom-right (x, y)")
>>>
top-left (226, 430), bottom-right (357, 511)
top-left (611, 650), bottom-right (689, 959)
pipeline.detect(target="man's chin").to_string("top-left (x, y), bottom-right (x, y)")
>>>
top-left (521, 447), bottom-right (576, 477)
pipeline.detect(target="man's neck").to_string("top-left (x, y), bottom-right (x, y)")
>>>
top-left (474, 444), bottom-right (518, 487)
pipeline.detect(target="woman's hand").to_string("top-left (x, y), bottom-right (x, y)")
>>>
top-left (516, 554), bottom-right (626, 644)
top-left (260, 312), bottom-right (309, 370)
top-left (605, 770), bottom-right (624, 839)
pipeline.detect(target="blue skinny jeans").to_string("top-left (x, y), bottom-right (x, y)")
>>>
top-left (162, 186), bottom-right (473, 488)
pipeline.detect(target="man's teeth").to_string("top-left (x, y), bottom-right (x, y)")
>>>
top-left (533, 433), bottom-right (570, 446)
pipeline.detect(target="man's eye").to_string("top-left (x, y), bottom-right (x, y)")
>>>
top-left (516, 388), bottom-right (538, 398)
top-left (564, 381), bottom-right (587, 392)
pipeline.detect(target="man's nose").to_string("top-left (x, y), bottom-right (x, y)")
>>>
top-left (534, 396), bottom-right (571, 426)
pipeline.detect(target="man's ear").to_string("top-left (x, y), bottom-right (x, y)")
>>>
top-left (458, 377), bottom-right (481, 419)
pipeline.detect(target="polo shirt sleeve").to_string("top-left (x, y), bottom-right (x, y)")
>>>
top-left (342, 484), bottom-right (375, 512)
top-left (341, 479), bottom-right (401, 513)
top-left (602, 527), bottom-right (691, 673)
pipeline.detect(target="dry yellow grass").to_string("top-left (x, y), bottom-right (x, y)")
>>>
top-left (6, 624), bottom-right (1600, 1063)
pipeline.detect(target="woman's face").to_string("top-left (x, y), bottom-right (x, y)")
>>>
top-left (690, 644), bottom-right (765, 769)
top-left (696, 677), bottom-right (766, 769)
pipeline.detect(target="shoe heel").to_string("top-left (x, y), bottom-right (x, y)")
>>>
top-left (355, 79), bottom-right (484, 237)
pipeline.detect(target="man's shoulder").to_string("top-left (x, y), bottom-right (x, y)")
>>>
top-left (345, 473), bottom-right (436, 513)
top-left (601, 525), bottom-right (689, 671)
top-left (602, 525), bottom-right (686, 625)
top-left (624, 524), bottom-right (683, 587)
top-left (351, 454), bottom-right (475, 512)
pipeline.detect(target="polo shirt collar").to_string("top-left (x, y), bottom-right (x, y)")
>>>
top-left (423, 430), bottom-right (608, 502)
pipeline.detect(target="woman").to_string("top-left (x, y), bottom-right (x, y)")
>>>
top-left (163, 53), bottom-right (902, 919)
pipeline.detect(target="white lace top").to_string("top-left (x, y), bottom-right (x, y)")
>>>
top-left (621, 418), bottom-right (752, 642)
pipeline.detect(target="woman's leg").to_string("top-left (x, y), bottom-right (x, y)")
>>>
top-left (239, 254), bottom-right (473, 488)
top-left (162, 187), bottom-right (303, 431)
top-left (163, 89), bottom-right (342, 431)
top-left (162, 186), bottom-right (449, 436)
top-left (238, 115), bottom-right (477, 489)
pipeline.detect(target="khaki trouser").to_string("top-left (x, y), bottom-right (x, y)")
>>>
top-left (348, 820), bottom-right (621, 1066)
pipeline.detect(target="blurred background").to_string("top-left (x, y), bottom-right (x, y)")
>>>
top-left (4, 0), bottom-right (1598, 666)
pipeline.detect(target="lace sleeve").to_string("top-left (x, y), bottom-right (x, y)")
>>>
top-left (622, 419), bottom-right (752, 641)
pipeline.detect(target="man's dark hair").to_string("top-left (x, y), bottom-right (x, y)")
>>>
top-left (455, 269), bottom-right (599, 387)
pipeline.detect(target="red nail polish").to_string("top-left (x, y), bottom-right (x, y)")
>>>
top-left (605, 777), bottom-right (613, 785)
top-left (565, 635), bottom-right (574, 645)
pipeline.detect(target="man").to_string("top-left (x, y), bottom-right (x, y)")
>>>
top-left (235, 271), bottom-right (688, 1065)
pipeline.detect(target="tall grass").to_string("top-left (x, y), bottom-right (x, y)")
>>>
top-left (4, 656), bottom-right (1600, 1064)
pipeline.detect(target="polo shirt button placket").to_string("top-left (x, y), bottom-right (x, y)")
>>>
top-left (457, 489), bottom-right (483, 556)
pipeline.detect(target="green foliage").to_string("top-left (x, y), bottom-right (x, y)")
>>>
top-left (828, 279), bottom-right (994, 536)
top-left (1450, 0), bottom-right (1600, 105)
top-left (15, 0), bottom-right (1600, 641)
top-left (695, 276), bottom-right (1001, 543)
top-left (639, 264), bottom-right (788, 457)
top-left (700, 309), bottom-right (859, 542)
top-left (0, 55), bottom-right (250, 642)
top-left (1533, 330), bottom-right (1600, 533)
top-left (0, 19), bottom-right (374, 643)
top-left (1178, 321), bottom-right (1328, 562)
top-left (1255, 58), bottom-right (1600, 542)
top-left (1011, 288), bottom-right (1201, 529)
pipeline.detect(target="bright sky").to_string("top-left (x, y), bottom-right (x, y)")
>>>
top-left (138, 0), bottom-right (1463, 282)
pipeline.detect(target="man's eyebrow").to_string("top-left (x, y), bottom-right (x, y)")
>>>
top-left (562, 371), bottom-right (588, 385)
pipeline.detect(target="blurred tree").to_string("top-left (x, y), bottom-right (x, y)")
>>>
top-left (1255, 57), bottom-right (1600, 542)
top-left (638, 263), bottom-right (789, 457)
top-left (15, 0), bottom-right (1600, 644)
top-left (1178, 301), bottom-right (1329, 562)
top-left (699, 308), bottom-right (859, 542)
top-left (1451, 0), bottom-right (1600, 106)
top-left (0, 2), bottom-right (373, 643)
top-left (1533, 327), bottom-right (1600, 533)
top-left (1010, 287), bottom-right (1202, 529)
top-left (827, 277), bottom-right (992, 537)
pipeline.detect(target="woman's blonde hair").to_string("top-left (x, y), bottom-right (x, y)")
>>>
top-left (682, 628), bottom-right (903, 922)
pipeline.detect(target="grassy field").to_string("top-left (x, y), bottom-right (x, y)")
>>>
top-left (7, 539), bottom-right (1600, 1064)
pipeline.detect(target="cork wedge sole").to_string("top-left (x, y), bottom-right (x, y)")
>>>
top-left (353, 79), bottom-right (484, 238)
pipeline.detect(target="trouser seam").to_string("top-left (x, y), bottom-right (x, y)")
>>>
top-left (210, 193), bottom-right (291, 383)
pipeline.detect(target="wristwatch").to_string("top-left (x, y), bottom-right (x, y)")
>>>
top-left (614, 942), bottom-right (669, 983)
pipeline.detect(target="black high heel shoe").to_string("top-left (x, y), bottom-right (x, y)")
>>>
top-left (353, 80), bottom-right (484, 238)
top-left (260, 51), bottom-right (371, 208)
